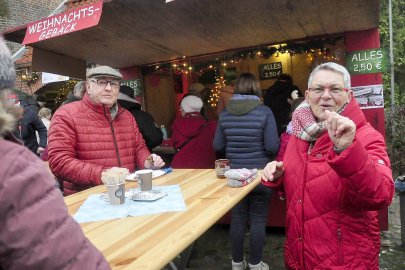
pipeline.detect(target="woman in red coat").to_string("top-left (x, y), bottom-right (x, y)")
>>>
top-left (171, 95), bottom-right (217, 169)
top-left (262, 62), bottom-right (394, 269)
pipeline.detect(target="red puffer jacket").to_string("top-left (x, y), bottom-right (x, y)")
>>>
top-left (0, 139), bottom-right (110, 270)
top-left (48, 93), bottom-right (150, 195)
top-left (262, 99), bottom-right (394, 269)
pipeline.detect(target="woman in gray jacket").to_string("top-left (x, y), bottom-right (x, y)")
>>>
top-left (0, 36), bottom-right (110, 270)
top-left (213, 73), bottom-right (279, 270)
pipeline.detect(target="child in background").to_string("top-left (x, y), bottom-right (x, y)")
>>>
top-left (275, 96), bottom-right (305, 200)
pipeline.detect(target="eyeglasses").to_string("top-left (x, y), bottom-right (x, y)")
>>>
top-left (308, 86), bottom-right (348, 96)
top-left (90, 79), bottom-right (120, 89)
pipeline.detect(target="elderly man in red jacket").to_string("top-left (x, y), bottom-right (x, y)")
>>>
top-left (262, 62), bottom-right (394, 270)
top-left (48, 66), bottom-right (164, 195)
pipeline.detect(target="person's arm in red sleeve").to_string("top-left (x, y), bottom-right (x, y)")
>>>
top-left (48, 108), bottom-right (104, 186)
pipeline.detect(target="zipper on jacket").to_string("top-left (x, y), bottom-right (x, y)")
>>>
top-left (103, 106), bottom-right (122, 167)
top-left (337, 225), bottom-right (344, 265)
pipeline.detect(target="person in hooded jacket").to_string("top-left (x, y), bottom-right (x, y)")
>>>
top-left (213, 73), bottom-right (279, 270)
top-left (0, 36), bottom-right (110, 270)
top-left (262, 62), bottom-right (394, 270)
top-left (117, 85), bottom-right (163, 151)
top-left (171, 95), bottom-right (217, 168)
top-left (15, 98), bottom-right (47, 155)
top-left (264, 73), bottom-right (302, 136)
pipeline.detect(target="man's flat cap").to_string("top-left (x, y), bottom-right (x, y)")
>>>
top-left (86, 65), bottom-right (123, 79)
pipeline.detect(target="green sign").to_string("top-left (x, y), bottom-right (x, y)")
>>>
top-left (121, 79), bottom-right (142, 96)
top-left (345, 48), bottom-right (389, 75)
top-left (258, 62), bottom-right (282, 80)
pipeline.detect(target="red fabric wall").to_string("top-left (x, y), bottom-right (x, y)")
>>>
top-left (345, 28), bottom-right (389, 230)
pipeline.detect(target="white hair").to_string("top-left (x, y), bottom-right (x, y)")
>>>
top-left (308, 62), bottom-right (351, 89)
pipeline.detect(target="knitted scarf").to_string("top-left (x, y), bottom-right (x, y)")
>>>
top-left (292, 101), bottom-right (348, 142)
top-left (292, 101), bottom-right (326, 142)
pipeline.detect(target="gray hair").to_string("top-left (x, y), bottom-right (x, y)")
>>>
top-left (0, 90), bottom-right (17, 137)
top-left (308, 62), bottom-right (351, 89)
top-left (73, 81), bottom-right (86, 98)
top-left (38, 107), bottom-right (52, 120)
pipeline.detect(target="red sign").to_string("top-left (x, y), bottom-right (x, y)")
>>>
top-left (22, 1), bottom-right (103, 45)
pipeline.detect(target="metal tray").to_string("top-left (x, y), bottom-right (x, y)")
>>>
top-left (131, 190), bottom-right (167, 201)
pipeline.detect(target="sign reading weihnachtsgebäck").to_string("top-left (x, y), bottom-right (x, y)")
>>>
top-left (258, 62), bottom-right (282, 80)
top-left (121, 79), bottom-right (142, 96)
top-left (345, 48), bottom-right (389, 75)
top-left (22, 2), bottom-right (103, 45)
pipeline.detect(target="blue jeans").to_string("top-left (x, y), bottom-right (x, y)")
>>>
top-left (230, 184), bottom-right (272, 264)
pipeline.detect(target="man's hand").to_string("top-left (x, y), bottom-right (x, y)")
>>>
top-left (324, 110), bottom-right (356, 150)
top-left (262, 161), bottom-right (284, 182)
top-left (144, 154), bottom-right (165, 169)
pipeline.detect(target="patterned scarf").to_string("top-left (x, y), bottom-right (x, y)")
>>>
top-left (292, 101), bottom-right (326, 142)
top-left (292, 101), bottom-right (348, 142)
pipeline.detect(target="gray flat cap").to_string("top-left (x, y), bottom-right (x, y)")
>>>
top-left (86, 65), bottom-right (123, 79)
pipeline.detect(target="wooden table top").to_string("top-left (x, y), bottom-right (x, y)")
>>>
top-left (65, 169), bottom-right (261, 270)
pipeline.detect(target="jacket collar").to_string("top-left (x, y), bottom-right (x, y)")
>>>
top-left (341, 98), bottom-right (367, 129)
top-left (82, 93), bottom-right (124, 119)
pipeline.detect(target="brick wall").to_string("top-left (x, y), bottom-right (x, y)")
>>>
top-left (0, 0), bottom-right (62, 53)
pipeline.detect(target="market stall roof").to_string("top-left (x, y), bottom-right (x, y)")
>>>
top-left (3, 0), bottom-right (380, 78)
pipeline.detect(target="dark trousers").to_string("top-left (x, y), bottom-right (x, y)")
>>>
top-left (230, 184), bottom-right (272, 264)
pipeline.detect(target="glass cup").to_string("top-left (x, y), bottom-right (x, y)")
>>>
top-left (215, 159), bottom-right (230, 178)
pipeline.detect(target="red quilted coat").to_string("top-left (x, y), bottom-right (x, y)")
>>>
top-left (171, 112), bottom-right (217, 169)
top-left (48, 93), bottom-right (150, 195)
top-left (262, 99), bottom-right (394, 269)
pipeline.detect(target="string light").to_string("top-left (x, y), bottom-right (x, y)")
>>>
top-left (208, 70), bottom-right (224, 108)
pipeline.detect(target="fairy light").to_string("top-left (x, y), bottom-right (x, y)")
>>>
top-left (209, 71), bottom-right (224, 108)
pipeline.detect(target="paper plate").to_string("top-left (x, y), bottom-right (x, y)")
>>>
top-left (126, 170), bottom-right (166, 181)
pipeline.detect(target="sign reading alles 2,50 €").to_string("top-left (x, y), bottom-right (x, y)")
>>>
top-left (345, 48), bottom-right (389, 75)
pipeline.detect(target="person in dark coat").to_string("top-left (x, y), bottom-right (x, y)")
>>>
top-left (264, 73), bottom-right (302, 136)
top-left (0, 35), bottom-right (110, 270)
top-left (16, 99), bottom-right (47, 155)
top-left (62, 81), bottom-right (85, 105)
top-left (117, 85), bottom-right (163, 150)
top-left (213, 73), bottom-right (279, 270)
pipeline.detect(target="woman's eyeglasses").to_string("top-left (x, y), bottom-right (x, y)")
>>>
top-left (308, 87), bottom-right (348, 96)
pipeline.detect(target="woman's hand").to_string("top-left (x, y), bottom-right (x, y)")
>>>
top-left (324, 110), bottom-right (356, 151)
top-left (144, 154), bottom-right (165, 169)
top-left (262, 161), bottom-right (284, 182)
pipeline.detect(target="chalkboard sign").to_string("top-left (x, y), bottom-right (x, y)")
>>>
top-left (121, 79), bottom-right (142, 96)
top-left (258, 62), bottom-right (282, 80)
top-left (345, 48), bottom-right (389, 75)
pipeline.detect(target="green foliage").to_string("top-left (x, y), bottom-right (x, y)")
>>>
top-left (380, 0), bottom-right (405, 176)
top-left (0, 0), bottom-right (9, 17)
top-left (380, 0), bottom-right (405, 106)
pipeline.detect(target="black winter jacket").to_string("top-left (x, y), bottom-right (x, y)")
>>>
top-left (118, 99), bottom-right (163, 150)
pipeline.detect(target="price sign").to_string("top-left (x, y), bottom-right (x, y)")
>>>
top-left (121, 79), bottom-right (142, 96)
top-left (258, 62), bottom-right (282, 80)
top-left (345, 48), bottom-right (389, 75)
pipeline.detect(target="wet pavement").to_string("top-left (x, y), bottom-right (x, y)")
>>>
top-left (165, 193), bottom-right (405, 270)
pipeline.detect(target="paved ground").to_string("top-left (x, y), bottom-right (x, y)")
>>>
top-left (165, 193), bottom-right (405, 270)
